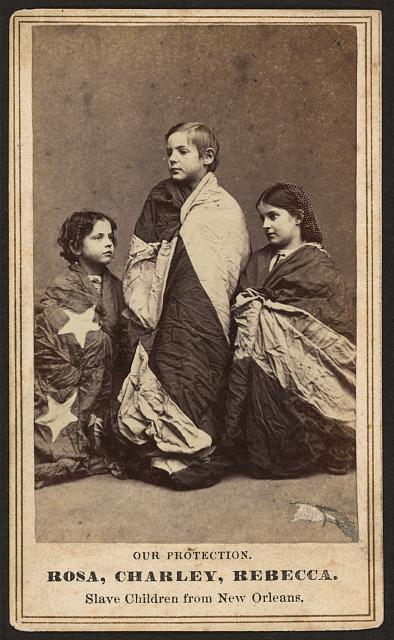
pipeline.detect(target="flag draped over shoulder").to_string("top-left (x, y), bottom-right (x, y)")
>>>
top-left (115, 173), bottom-right (251, 487)
top-left (224, 244), bottom-right (356, 478)
top-left (34, 264), bottom-right (129, 488)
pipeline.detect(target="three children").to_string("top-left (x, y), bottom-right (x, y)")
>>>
top-left (34, 129), bottom-right (356, 490)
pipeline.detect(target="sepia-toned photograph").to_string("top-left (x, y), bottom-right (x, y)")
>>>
top-left (9, 8), bottom-right (382, 632)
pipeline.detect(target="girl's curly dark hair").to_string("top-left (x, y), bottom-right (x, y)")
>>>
top-left (57, 210), bottom-right (117, 264)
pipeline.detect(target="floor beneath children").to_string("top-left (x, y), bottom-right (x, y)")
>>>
top-left (35, 470), bottom-right (358, 544)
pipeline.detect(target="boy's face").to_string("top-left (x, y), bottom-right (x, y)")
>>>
top-left (79, 219), bottom-right (115, 266)
top-left (166, 131), bottom-right (212, 189)
top-left (258, 202), bottom-right (302, 250)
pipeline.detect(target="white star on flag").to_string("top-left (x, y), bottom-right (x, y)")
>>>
top-left (58, 305), bottom-right (100, 348)
top-left (36, 390), bottom-right (78, 441)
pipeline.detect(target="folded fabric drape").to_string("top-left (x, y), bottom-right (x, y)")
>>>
top-left (224, 243), bottom-right (356, 478)
top-left (115, 173), bottom-right (251, 488)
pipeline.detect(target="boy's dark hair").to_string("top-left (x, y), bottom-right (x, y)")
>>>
top-left (165, 122), bottom-right (220, 172)
top-left (256, 183), bottom-right (323, 245)
top-left (58, 210), bottom-right (117, 264)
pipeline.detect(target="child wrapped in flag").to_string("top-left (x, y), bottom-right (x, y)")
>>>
top-left (223, 183), bottom-right (356, 478)
top-left (34, 210), bottom-right (130, 488)
top-left (112, 122), bottom-right (251, 489)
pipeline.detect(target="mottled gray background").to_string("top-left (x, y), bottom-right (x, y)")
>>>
top-left (33, 23), bottom-right (358, 543)
top-left (33, 24), bottom-right (357, 294)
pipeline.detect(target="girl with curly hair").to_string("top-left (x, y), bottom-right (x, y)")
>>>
top-left (34, 210), bottom-right (130, 488)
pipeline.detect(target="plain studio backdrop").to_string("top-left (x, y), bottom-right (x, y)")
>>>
top-left (32, 24), bottom-right (357, 296)
top-left (32, 21), bottom-right (359, 544)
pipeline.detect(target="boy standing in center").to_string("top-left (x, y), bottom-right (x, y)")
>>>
top-left (113, 122), bottom-right (250, 490)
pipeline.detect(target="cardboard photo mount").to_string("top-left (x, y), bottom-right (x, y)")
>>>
top-left (9, 9), bottom-right (382, 632)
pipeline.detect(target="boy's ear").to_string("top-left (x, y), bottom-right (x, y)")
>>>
top-left (203, 147), bottom-right (215, 167)
top-left (69, 241), bottom-right (81, 257)
top-left (295, 209), bottom-right (304, 225)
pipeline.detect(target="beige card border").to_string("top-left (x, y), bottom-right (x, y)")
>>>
top-left (9, 9), bottom-right (382, 632)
